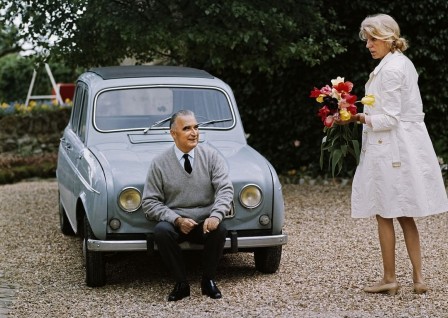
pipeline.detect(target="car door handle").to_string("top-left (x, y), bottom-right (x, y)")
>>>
top-left (60, 137), bottom-right (71, 149)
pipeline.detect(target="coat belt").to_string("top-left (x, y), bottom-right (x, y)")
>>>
top-left (400, 113), bottom-right (425, 122)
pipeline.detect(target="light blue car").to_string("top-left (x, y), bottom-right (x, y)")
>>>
top-left (56, 66), bottom-right (287, 287)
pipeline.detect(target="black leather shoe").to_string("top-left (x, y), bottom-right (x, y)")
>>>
top-left (201, 279), bottom-right (222, 299)
top-left (168, 282), bottom-right (190, 301)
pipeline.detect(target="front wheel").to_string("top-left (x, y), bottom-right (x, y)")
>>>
top-left (83, 215), bottom-right (106, 287)
top-left (254, 245), bottom-right (282, 274)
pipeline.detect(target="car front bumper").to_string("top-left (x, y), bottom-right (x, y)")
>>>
top-left (87, 233), bottom-right (287, 252)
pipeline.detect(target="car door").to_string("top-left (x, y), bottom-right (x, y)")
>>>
top-left (58, 82), bottom-right (88, 231)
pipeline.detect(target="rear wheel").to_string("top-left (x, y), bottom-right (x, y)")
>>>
top-left (254, 245), bottom-right (282, 274)
top-left (59, 195), bottom-right (75, 236)
top-left (83, 215), bottom-right (106, 287)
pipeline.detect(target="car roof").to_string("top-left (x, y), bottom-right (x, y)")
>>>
top-left (88, 65), bottom-right (214, 80)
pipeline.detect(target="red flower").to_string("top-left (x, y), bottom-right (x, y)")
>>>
top-left (309, 87), bottom-right (321, 98)
top-left (318, 105), bottom-right (331, 122)
top-left (343, 93), bottom-right (357, 104)
top-left (309, 76), bottom-right (369, 177)
top-left (310, 77), bottom-right (361, 128)
top-left (334, 81), bottom-right (353, 93)
top-left (347, 104), bottom-right (357, 115)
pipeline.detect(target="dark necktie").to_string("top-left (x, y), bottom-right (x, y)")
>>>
top-left (183, 154), bottom-right (192, 174)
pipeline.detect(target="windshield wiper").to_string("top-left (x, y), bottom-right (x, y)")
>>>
top-left (143, 116), bottom-right (171, 134)
top-left (198, 118), bottom-right (233, 127)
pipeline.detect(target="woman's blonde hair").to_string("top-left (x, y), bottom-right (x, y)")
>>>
top-left (359, 14), bottom-right (408, 52)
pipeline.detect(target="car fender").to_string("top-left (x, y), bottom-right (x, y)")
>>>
top-left (76, 148), bottom-right (108, 239)
top-left (266, 161), bottom-right (285, 234)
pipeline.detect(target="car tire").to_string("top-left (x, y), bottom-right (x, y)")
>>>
top-left (59, 195), bottom-right (75, 236)
top-left (83, 215), bottom-right (106, 287)
top-left (254, 245), bottom-right (282, 274)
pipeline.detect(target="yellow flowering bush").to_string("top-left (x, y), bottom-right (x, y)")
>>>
top-left (0, 99), bottom-right (73, 116)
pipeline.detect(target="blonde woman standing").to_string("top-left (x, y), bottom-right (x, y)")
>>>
top-left (338, 14), bottom-right (448, 295)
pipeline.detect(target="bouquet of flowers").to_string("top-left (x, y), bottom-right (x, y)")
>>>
top-left (310, 76), bottom-right (374, 176)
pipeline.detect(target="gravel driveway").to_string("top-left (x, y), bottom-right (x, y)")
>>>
top-left (1, 179), bottom-right (447, 317)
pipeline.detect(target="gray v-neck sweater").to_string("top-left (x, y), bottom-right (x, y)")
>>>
top-left (142, 143), bottom-right (234, 223)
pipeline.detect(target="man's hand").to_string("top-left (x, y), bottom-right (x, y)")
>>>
top-left (175, 217), bottom-right (198, 234)
top-left (203, 217), bottom-right (220, 234)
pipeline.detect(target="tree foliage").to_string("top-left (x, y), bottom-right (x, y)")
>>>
top-left (321, 0), bottom-right (448, 170)
top-left (0, 54), bottom-right (81, 102)
top-left (2, 0), bottom-right (447, 175)
top-left (1, 0), bottom-right (345, 70)
top-left (0, 23), bottom-right (21, 58)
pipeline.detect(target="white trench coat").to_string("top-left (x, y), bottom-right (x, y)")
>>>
top-left (352, 52), bottom-right (448, 218)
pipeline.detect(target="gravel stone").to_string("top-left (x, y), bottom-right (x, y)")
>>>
top-left (0, 179), bottom-right (447, 317)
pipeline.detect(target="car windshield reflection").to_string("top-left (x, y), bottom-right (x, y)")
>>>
top-left (94, 86), bottom-right (234, 132)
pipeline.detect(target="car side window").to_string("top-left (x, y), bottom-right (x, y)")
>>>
top-left (70, 85), bottom-right (83, 133)
top-left (79, 90), bottom-right (89, 143)
top-left (71, 83), bottom-right (87, 138)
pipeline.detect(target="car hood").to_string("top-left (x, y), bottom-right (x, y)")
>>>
top-left (89, 141), bottom-right (273, 190)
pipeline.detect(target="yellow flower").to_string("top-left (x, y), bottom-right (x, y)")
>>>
top-left (339, 109), bottom-right (351, 121)
top-left (361, 94), bottom-right (375, 107)
top-left (1, 102), bottom-right (9, 109)
top-left (316, 94), bottom-right (325, 103)
top-left (14, 103), bottom-right (24, 113)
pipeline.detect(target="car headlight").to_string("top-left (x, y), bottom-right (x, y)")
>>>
top-left (118, 187), bottom-right (142, 213)
top-left (239, 184), bottom-right (262, 209)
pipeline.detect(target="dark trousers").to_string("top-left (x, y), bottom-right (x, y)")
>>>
top-left (154, 220), bottom-right (227, 283)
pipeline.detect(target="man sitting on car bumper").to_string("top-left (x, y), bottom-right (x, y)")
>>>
top-left (142, 109), bottom-right (234, 301)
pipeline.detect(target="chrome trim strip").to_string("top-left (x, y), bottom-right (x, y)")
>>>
top-left (87, 233), bottom-right (287, 252)
top-left (60, 149), bottom-right (100, 194)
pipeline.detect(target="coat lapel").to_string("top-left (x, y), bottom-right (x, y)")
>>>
top-left (365, 52), bottom-right (400, 92)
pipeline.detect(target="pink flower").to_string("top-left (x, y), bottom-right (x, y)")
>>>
top-left (324, 115), bottom-right (335, 128)
top-left (320, 85), bottom-right (332, 95)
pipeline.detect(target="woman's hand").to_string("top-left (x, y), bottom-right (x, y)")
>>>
top-left (335, 113), bottom-right (365, 125)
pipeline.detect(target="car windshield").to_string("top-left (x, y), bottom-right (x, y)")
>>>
top-left (94, 86), bottom-right (234, 132)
